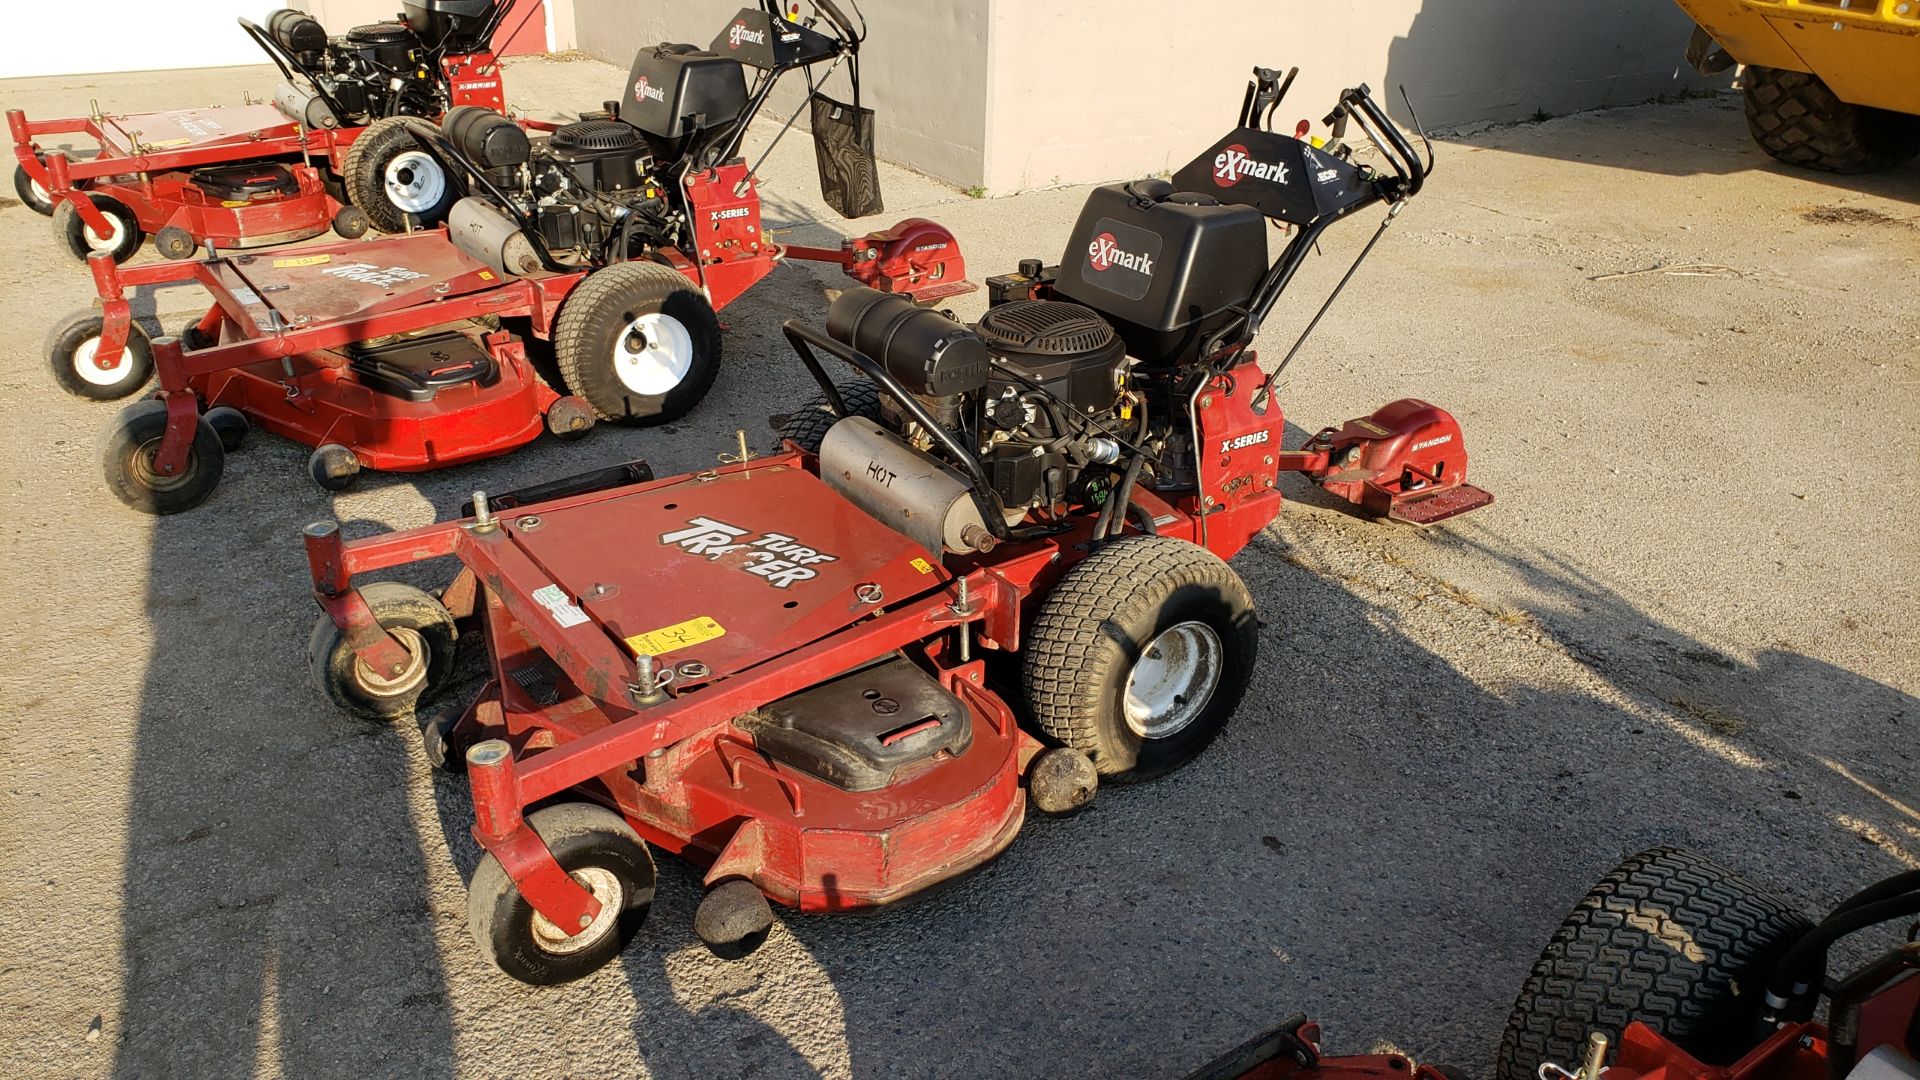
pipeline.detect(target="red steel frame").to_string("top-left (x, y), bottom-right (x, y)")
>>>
top-left (308, 355), bottom-right (1289, 933)
top-left (7, 52), bottom-right (508, 251)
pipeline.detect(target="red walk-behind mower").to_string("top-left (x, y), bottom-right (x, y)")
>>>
top-left (70, 3), bottom-right (970, 515)
top-left (300, 69), bottom-right (1490, 984)
top-left (1496, 847), bottom-right (1920, 1080)
top-left (9, 0), bottom-right (528, 265)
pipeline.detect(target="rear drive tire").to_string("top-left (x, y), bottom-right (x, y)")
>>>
top-left (46, 311), bottom-right (153, 400)
top-left (768, 379), bottom-right (882, 453)
top-left (1743, 67), bottom-right (1920, 174)
top-left (307, 581), bottom-right (458, 721)
top-left (344, 116), bottom-right (456, 233)
top-left (553, 262), bottom-right (721, 427)
top-left (1023, 535), bottom-right (1257, 781)
top-left (100, 399), bottom-right (224, 515)
top-left (53, 193), bottom-right (143, 264)
top-left (1494, 847), bottom-right (1813, 1080)
top-left (467, 803), bottom-right (656, 985)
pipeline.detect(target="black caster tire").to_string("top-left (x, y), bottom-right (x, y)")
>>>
top-left (14, 162), bottom-right (56, 215)
top-left (1494, 847), bottom-right (1813, 1080)
top-left (545, 395), bottom-right (596, 441)
top-left (181, 322), bottom-right (221, 351)
top-left (100, 398), bottom-right (224, 515)
top-left (52, 193), bottom-right (143, 264)
top-left (153, 225), bottom-right (198, 260)
top-left (343, 116), bottom-right (456, 233)
top-left (768, 379), bottom-right (882, 454)
top-left (308, 443), bottom-right (361, 491)
top-left (46, 310), bottom-right (153, 400)
top-left (417, 699), bottom-right (467, 774)
top-left (1023, 535), bottom-right (1257, 782)
top-left (694, 878), bottom-right (775, 961)
top-left (1026, 747), bottom-right (1098, 816)
top-left (332, 204), bottom-right (371, 240)
top-left (203, 406), bottom-right (249, 453)
top-left (554, 262), bottom-right (721, 427)
top-left (307, 580), bottom-right (458, 721)
top-left (467, 803), bottom-right (656, 985)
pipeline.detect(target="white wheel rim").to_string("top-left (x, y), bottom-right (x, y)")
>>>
top-left (529, 866), bottom-right (622, 955)
top-left (29, 176), bottom-right (50, 203)
top-left (73, 336), bottom-right (138, 387)
top-left (612, 313), bottom-right (694, 396)
top-left (83, 212), bottom-right (126, 252)
top-left (384, 150), bottom-right (447, 214)
top-left (1123, 620), bottom-right (1224, 740)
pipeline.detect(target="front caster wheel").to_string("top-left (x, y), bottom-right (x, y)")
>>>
top-left (467, 803), bottom-right (656, 985)
top-left (14, 163), bottom-right (56, 215)
top-left (52, 193), bottom-right (143, 264)
top-left (1023, 535), bottom-right (1257, 782)
top-left (100, 399), bottom-right (224, 514)
top-left (308, 443), bottom-right (361, 491)
top-left (307, 581), bottom-right (457, 721)
top-left (47, 311), bottom-right (153, 400)
top-left (694, 878), bottom-right (775, 960)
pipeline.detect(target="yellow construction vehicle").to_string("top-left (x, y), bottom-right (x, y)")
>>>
top-left (1674, 0), bottom-right (1920, 172)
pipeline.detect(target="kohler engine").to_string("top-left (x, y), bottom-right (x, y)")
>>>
top-left (263, 1), bottom-right (500, 128)
top-left (816, 290), bottom-right (1141, 554)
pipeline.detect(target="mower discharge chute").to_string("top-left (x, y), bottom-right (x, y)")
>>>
top-left (301, 67), bottom-right (1489, 985)
top-left (9, 0), bottom-right (524, 265)
top-left (66, 2), bottom-right (970, 515)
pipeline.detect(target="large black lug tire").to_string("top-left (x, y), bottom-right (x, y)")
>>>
top-left (15, 162), bottom-right (56, 215)
top-left (53, 193), bottom-right (144, 264)
top-left (1494, 847), bottom-right (1814, 1080)
top-left (46, 310), bottom-right (154, 400)
top-left (553, 262), bottom-right (722, 427)
top-left (343, 116), bottom-right (457, 233)
top-left (1743, 67), bottom-right (1920, 175)
top-left (467, 803), bottom-right (657, 985)
top-left (307, 581), bottom-right (458, 722)
top-left (1022, 535), bottom-right (1258, 782)
top-left (100, 399), bottom-right (225, 515)
top-left (768, 379), bottom-right (882, 453)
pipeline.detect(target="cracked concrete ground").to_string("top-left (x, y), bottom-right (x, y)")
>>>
top-left (1, 55), bottom-right (1915, 1080)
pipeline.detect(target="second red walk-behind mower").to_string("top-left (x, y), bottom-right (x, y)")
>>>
top-left (301, 68), bottom-right (1491, 983)
top-left (67, 2), bottom-right (971, 515)
top-left (10, 0), bottom-right (530, 264)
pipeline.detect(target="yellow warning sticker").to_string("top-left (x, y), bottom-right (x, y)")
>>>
top-left (477, 270), bottom-right (495, 281)
top-left (147, 138), bottom-right (192, 149)
top-left (272, 254), bottom-right (332, 268)
top-left (220, 199), bottom-right (251, 208)
top-left (909, 557), bottom-right (935, 575)
top-left (625, 616), bottom-right (725, 657)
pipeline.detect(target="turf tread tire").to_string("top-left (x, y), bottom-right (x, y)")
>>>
top-left (343, 116), bottom-right (453, 233)
top-left (1743, 67), bottom-right (1920, 174)
top-left (769, 380), bottom-right (882, 453)
top-left (1022, 535), bottom-right (1256, 781)
top-left (1494, 847), bottom-right (1812, 1080)
top-left (552, 261), bottom-right (721, 426)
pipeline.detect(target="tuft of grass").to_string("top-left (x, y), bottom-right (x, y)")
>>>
top-left (1530, 107), bottom-right (1554, 123)
top-left (963, 185), bottom-right (988, 199)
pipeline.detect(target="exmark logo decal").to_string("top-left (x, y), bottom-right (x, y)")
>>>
top-left (1087, 232), bottom-right (1153, 275)
top-left (1412, 433), bottom-right (1454, 452)
top-left (633, 76), bottom-right (666, 103)
top-left (321, 262), bottom-right (429, 287)
top-left (659, 516), bottom-right (839, 589)
top-left (1220, 429), bottom-right (1271, 454)
top-left (727, 21), bottom-right (766, 48)
top-left (1213, 143), bottom-right (1289, 187)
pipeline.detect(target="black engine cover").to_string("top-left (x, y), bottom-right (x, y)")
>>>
top-left (546, 119), bottom-right (649, 191)
top-left (625, 43), bottom-right (747, 140)
top-left (976, 300), bottom-right (1126, 414)
top-left (738, 656), bottom-right (973, 792)
top-left (1054, 183), bottom-right (1266, 367)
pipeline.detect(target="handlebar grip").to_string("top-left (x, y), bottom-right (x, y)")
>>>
top-left (811, 0), bottom-right (858, 41)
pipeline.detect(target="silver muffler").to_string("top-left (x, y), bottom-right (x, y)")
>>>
top-left (819, 416), bottom-right (995, 555)
top-left (446, 197), bottom-right (542, 277)
top-left (273, 81), bottom-right (337, 129)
